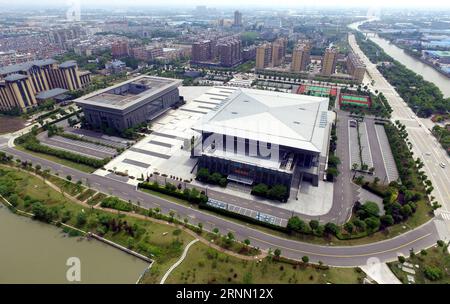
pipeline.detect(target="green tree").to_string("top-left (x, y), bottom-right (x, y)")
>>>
top-left (273, 248), bottom-right (281, 259)
top-left (380, 214), bottom-right (394, 226)
top-left (344, 222), bottom-right (354, 234)
top-left (364, 217), bottom-right (380, 231)
top-left (325, 222), bottom-right (339, 235)
top-left (302, 256), bottom-right (309, 264)
top-left (423, 266), bottom-right (443, 281)
top-left (76, 212), bottom-right (87, 227)
top-left (287, 216), bottom-right (307, 233)
top-left (309, 220), bottom-right (319, 231)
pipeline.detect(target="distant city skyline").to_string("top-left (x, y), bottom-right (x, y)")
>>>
top-left (0, 0), bottom-right (450, 9)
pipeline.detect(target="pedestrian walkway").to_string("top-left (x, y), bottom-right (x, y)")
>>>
top-left (361, 262), bottom-right (402, 284)
top-left (160, 239), bottom-right (199, 284)
top-left (439, 211), bottom-right (450, 221)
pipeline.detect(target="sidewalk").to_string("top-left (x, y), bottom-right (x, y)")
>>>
top-left (361, 262), bottom-right (402, 284)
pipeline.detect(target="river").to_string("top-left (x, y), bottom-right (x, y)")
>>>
top-left (0, 205), bottom-right (148, 284)
top-left (349, 20), bottom-right (450, 98)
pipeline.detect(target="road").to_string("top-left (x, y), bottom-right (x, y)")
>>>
top-left (0, 143), bottom-right (441, 267)
top-left (332, 109), bottom-right (359, 224)
top-left (348, 33), bottom-right (450, 215)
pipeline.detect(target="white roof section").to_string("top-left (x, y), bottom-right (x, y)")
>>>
top-left (192, 87), bottom-right (330, 154)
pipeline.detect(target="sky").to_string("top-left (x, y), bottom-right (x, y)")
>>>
top-left (1, 0), bottom-right (449, 9)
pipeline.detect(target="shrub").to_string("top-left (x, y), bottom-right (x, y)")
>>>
top-left (32, 202), bottom-right (57, 223)
top-left (325, 222), bottom-right (339, 236)
top-left (287, 216), bottom-right (307, 233)
top-left (364, 217), bottom-right (380, 231)
top-left (76, 212), bottom-right (87, 227)
top-left (196, 168), bottom-right (227, 187)
top-left (139, 182), bottom-right (208, 205)
top-left (252, 183), bottom-right (288, 202)
top-left (423, 266), bottom-right (443, 281)
top-left (251, 183), bottom-right (269, 197)
top-left (100, 197), bottom-right (132, 212)
top-left (309, 220), bottom-right (319, 230)
top-left (380, 214), bottom-right (394, 227)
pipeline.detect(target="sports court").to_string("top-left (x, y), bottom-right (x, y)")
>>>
top-left (297, 85), bottom-right (338, 97)
top-left (339, 94), bottom-right (371, 108)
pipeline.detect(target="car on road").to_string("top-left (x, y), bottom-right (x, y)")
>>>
top-left (425, 152), bottom-right (431, 156)
top-left (440, 162), bottom-right (446, 168)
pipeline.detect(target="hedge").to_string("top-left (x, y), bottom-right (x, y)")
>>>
top-left (138, 181), bottom-right (208, 205)
top-left (22, 138), bottom-right (109, 168)
top-left (100, 197), bottom-right (132, 212)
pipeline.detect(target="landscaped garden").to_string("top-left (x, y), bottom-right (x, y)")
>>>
top-left (388, 241), bottom-right (450, 284)
top-left (160, 242), bottom-right (366, 284)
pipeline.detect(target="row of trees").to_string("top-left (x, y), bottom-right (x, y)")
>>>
top-left (431, 124), bottom-right (450, 156)
top-left (356, 33), bottom-right (450, 117)
top-left (196, 168), bottom-right (227, 187)
top-left (251, 183), bottom-right (289, 202)
top-left (18, 133), bottom-right (109, 169)
top-left (139, 181), bottom-right (208, 205)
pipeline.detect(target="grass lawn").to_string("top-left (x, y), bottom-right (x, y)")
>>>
top-left (388, 245), bottom-right (450, 284)
top-left (87, 193), bottom-right (108, 206)
top-left (76, 189), bottom-right (96, 202)
top-left (46, 175), bottom-right (85, 196)
top-left (163, 242), bottom-right (366, 284)
top-left (14, 145), bottom-right (96, 173)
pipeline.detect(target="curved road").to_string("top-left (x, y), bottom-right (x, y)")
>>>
top-left (0, 144), bottom-right (441, 267)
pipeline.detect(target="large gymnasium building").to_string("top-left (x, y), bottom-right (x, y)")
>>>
top-left (192, 88), bottom-right (333, 195)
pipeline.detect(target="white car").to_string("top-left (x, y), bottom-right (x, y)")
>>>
top-left (440, 163), bottom-right (446, 169)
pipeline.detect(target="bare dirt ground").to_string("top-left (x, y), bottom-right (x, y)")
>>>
top-left (0, 115), bottom-right (26, 134)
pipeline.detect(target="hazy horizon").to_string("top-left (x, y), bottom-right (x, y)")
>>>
top-left (0, 0), bottom-right (450, 9)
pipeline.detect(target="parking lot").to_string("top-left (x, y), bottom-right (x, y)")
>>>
top-left (374, 124), bottom-right (399, 182)
top-left (207, 198), bottom-right (286, 227)
top-left (99, 86), bottom-right (236, 179)
top-left (66, 128), bottom-right (130, 150)
top-left (37, 132), bottom-right (118, 159)
top-left (359, 122), bottom-right (374, 168)
top-left (348, 120), bottom-right (361, 168)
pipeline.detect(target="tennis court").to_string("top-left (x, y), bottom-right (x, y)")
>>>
top-left (339, 94), bottom-right (371, 108)
top-left (297, 85), bottom-right (337, 97)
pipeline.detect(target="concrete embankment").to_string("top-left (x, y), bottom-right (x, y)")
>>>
top-left (88, 232), bottom-right (154, 264)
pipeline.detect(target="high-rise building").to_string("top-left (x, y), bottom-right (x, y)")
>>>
top-left (234, 10), bottom-right (243, 27)
top-left (111, 41), bottom-right (129, 58)
top-left (191, 40), bottom-right (213, 63)
top-left (0, 59), bottom-right (91, 112)
top-left (217, 38), bottom-right (242, 67)
top-left (346, 52), bottom-right (366, 83)
top-left (291, 43), bottom-right (311, 73)
top-left (255, 43), bottom-right (272, 69)
top-left (242, 46), bottom-right (256, 61)
top-left (270, 38), bottom-right (288, 67)
top-left (321, 47), bottom-right (337, 76)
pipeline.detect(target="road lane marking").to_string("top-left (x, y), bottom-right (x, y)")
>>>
top-left (249, 233), bottom-right (433, 258)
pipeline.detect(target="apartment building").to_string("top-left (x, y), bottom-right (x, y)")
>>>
top-left (0, 59), bottom-right (91, 112)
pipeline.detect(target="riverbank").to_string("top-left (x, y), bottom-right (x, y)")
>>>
top-left (377, 34), bottom-right (450, 81)
top-left (0, 205), bottom-right (148, 284)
